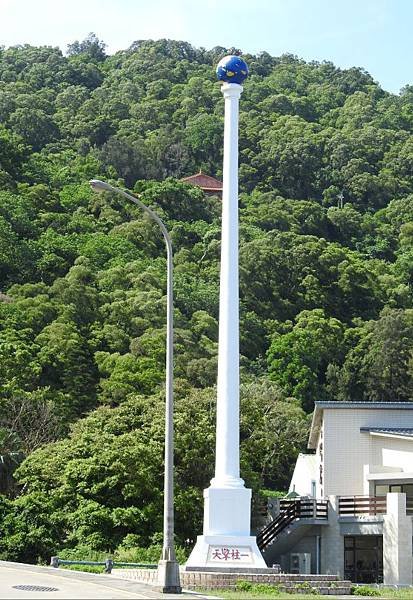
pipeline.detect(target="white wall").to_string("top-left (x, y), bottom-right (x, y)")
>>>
top-left (380, 440), bottom-right (413, 472)
top-left (317, 420), bottom-right (324, 498)
top-left (321, 409), bottom-right (413, 496)
top-left (289, 454), bottom-right (318, 497)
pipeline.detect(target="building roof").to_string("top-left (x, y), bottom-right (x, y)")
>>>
top-left (308, 401), bottom-right (413, 449)
top-left (360, 427), bottom-right (413, 439)
top-left (315, 402), bottom-right (413, 409)
top-left (180, 171), bottom-right (223, 193)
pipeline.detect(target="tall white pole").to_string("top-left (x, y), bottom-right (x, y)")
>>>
top-left (186, 56), bottom-right (266, 569)
top-left (212, 82), bottom-right (244, 489)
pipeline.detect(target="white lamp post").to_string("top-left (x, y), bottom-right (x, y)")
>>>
top-left (89, 179), bottom-right (181, 593)
top-left (186, 57), bottom-right (266, 569)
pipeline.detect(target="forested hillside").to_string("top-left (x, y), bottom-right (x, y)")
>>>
top-left (0, 35), bottom-right (411, 562)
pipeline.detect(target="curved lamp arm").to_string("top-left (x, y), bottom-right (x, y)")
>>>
top-left (89, 179), bottom-right (172, 251)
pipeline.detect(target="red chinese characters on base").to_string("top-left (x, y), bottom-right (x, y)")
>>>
top-left (211, 547), bottom-right (250, 561)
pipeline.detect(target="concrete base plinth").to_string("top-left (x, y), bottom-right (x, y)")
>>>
top-left (186, 534), bottom-right (266, 569)
top-left (156, 559), bottom-right (182, 594)
top-left (203, 485), bottom-right (252, 535)
top-left (186, 485), bottom-right (266, 569)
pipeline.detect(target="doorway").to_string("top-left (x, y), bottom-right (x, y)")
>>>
top-left (344, 536), bottom-right (383, 583)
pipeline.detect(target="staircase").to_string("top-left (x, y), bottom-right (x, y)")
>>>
top-left (257, 498), bottom-right (328, 552)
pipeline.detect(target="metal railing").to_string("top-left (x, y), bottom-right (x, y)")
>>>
top-left (257, 498), bottom-right (328, 552)
top-left (279, 498), bottom-right (328, 519)
top-left (338, 496), bottom-right (387, 516)
top-left (50, 556), bottom-right (157, 574)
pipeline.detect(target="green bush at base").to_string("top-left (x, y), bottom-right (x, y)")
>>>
top-left (236, 580), bottom-right (282, 595)
top-left (352, 585), bottom-right (381, 596)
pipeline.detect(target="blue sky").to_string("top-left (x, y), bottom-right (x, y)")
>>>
top-left (0, 0), bottom-right (411, 93)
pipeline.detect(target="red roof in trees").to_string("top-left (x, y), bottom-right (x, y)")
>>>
top-left (181, 171), bottom-right (223, 193)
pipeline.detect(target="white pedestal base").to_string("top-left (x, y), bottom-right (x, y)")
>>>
top-left (186, 486), bottom-right (266, 569)
top-left (186, 534), bottom-right (266, 569)
top-left (204, 486), bottom-right (251, 536)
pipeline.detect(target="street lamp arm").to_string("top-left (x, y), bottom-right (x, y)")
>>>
top-left (89, 179), bottom-right (172, 252)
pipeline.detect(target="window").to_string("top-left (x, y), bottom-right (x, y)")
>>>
top-left (344, 536), bottom-right (383, 584)
top-left (375, 485), bottom-right (388, 496)
top-left (375, 483), bottom-right (413, 498)
top-left (403, 484), bottom-right (413, 498)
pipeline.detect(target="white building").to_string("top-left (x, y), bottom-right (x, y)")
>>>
top-left (257, 402), bottom-right (413, 585)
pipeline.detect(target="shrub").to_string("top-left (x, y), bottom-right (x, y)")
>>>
top-left (253, 583), bottom-right (281, 595)
top-left (114, 543), bottom-right (188, 565)
top-left (61, 564), bottom-right (104, 574)
top-left (294, 581), bottom-right (318, 594)
top-left (57, 546), bottom-right (109, 573)
top-left (58, 546), bottom-right (108, 562)
top-left (235, 581), bottom-right (281, 595)
top-left (352, 585), bottom-right (381, 596)
top-left (236, 580), bottom-right (253, 591)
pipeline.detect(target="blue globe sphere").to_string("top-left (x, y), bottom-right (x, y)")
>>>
top-left (216, 55), bottom-right (249, 84)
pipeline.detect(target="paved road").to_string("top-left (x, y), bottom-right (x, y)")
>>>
top-left (0, 561), bottom-right (210, 599)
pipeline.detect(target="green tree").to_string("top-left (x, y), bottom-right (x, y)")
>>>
top-left (267, 309), bottom-right (345, 410)
top-left (329, 308), bottom-right (413, 402)
top-left (9, 108), bottom-right (58, 151)
top-left (67, 33), bottom-right (107, 63)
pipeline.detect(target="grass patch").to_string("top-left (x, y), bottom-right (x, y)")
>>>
top-left (352, 586), bottom-right (413, 598)
top-left (201, 591), bottom-right (330, 599)
top-left (352, 586), bottom-right (381, 596)
top-left (236, 580), bottom-right (282, 595)
top-left (200, 581), bottom-right (413, 599)
top-left (200, 580), bottom-right (324, 599)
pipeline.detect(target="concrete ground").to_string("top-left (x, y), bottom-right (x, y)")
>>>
top-left (0, 561), bottom-right (211, 599)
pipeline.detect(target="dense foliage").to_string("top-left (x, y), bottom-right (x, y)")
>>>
top-left (0, 36), bottom-right (411, 562)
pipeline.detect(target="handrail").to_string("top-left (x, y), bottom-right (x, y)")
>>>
top-left (257, 498), bottom-right (328, 551)
top-left (338, 495), bottom-right (387, 516)
top-left (50, 557), bottom-right (157, 573)
top-left (257, 502), bottom-right (297, 551)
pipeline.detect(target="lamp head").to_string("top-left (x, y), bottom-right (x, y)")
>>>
top-left (89, 179), bottom-right (113, 193)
